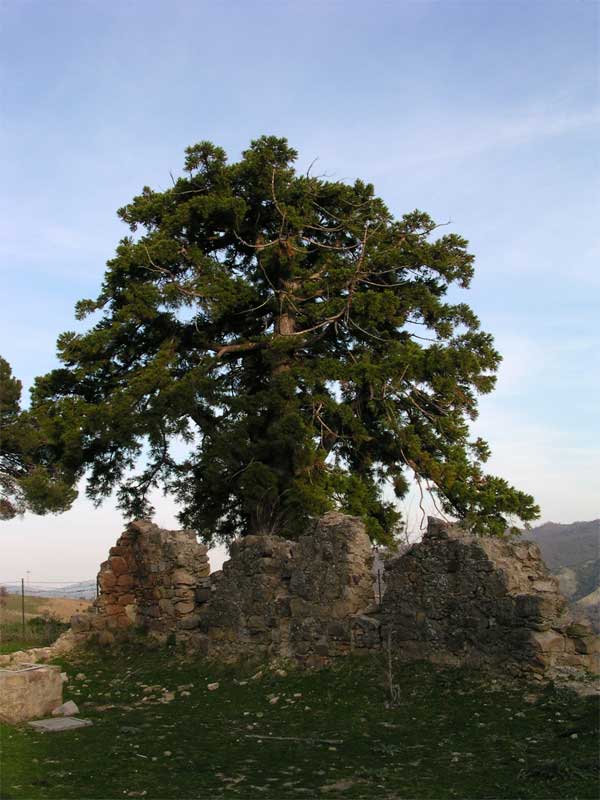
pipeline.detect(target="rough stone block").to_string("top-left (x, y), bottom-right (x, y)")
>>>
top-left (28, 717), bottom-right (93, 732)
top-left (567, 623), bottom-right (593, 638)
top-left (70, 613), bottom-right (91, 633)
top-left (315, 641), bottom-right (330, 656)
top-left (158, 599), bottom-right (175, 615)
top-left (175, 587), bottom-right (195, 600)
top-left (532, 579), bottom-right (558, 593)
top-left (108, 556), bottom-right (129, 576)
top-left (247, 615), bottom-right (269, 632)
top-left (99, 570), bottom-right (117, 590)
top-left (90, 614), bottom-right (107, 630)
top-left (178, 614), bottom-right (201, 630)
top-left (172, 569), bottom-right (195, 585)
top-left (0, 665), bottom-right (63, 724)
top-left (117, 574), bottom-right (135, 590)
top-left (117, 593), bottom-right (136, 606)
top-left (128, 520), bottom-right (155, 534)
top-left (530, 629), bottom-right (566, 653)
top-left (289, 597), bottom-right (315, 618)
top-left (97, 630), bottom-right (115, 646)
top-left (195, 587), bottom-right (211, 604)
top-left (51, 700), bottom-right (79, 717)
top-left (174, 601), bottom-right (195, 615)
top-left (574, 635), bottom-right (600, 655)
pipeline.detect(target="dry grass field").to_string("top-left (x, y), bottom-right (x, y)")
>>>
top-left (0, 594), bottom-right (91, 653)
top-left (0, 594), bottom-right (91, 623)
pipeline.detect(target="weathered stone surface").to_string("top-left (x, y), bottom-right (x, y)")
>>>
top-left (178, 614), bottom-right (201, 630)
top-left (0, 665), bottom-right (63, 724)
top-left (28, 717), bottom-right (93, 732)
top-left (195, 587), bottom-right (211, 604)
top-left (70, 614), bottom-right (91, 633)
top-left (97, 630), bottom-right (115, 647)
top-left (108, 556), bottom-right (129, 576)
top-left (72, 520), bottom-right (212, 640)
top-left (51, 700), bottom-right (79, 717)
top-left (116, 574), bottom-right (135, 590)
top-left (99, 571), bottom-right (116, 590)
top-left (117, 593), bottom-right (136, 606)
top-left (158, 599), bottom-right (175, 615)
top-left (172, 569), bottom-right (195, 585)
top-left (530, 630), bottom-right (565, 653)
top-left (70, 513), bottom-right (597, 680)
top-left (192, 511), bottom-right (373, 662)
top-left (174, 601), bottom-right (195, 615)
top-left (379, 517), bottom-right (598, 678)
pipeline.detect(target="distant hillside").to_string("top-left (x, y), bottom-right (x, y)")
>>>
top-left (524, 519), bottom-right (599, 570)
top-left (25, 580), bottom-right (96, 600)
top-left (524, 520), bottom-right (599, 632)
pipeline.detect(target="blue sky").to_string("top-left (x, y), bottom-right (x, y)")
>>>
top-left (1, 0), bottom-right (598, 581)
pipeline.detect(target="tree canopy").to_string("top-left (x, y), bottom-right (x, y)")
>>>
top-left (22, 136), bottom-right (539, 543)
top-left (0, 356), bottom-right (75, 519)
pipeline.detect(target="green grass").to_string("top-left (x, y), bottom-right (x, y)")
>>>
top-left (1, 644), bottom-right (598, 799)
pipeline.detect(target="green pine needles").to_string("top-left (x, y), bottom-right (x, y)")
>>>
top-left (0, 357), bottom-right (76, 520)
top-left (17, 136), bottom-right (538, 543)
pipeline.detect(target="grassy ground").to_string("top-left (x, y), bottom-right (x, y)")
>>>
top-left (1, 644), bottom-right (598, 799)
top-left (0, 596), bottom-right (74, 654)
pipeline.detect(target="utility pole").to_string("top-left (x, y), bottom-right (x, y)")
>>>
top-left (21, 578), bottom-right (25, 637)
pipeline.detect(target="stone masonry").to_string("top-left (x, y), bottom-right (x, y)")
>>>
top-left (72, 520), bottom-right (209, 645)
top-left (71, 514), bottom-right (598, 679)
top-left (379, 518), bottom-right (599, 678)
top-left (194, 512), bottom-right (375, 664)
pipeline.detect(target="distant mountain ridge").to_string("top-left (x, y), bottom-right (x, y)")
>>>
top-left (524, 519), bottom-right (599, 570)
top-left (4, 580), bottom-right (97, 600)
top-left (524, 519), bottom-right (599, 631)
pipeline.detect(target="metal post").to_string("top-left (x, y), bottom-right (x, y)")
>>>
top-left (21, 578), bottom-right (25, 637)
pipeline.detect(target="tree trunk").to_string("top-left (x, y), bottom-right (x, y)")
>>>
top-left (274, 298), bottom-right (296, 374)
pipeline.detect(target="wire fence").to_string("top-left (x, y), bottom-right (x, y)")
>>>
top-left (0, 580), bottom-right (97, 595)
top-left (0, 577), bottom-right (97, 638)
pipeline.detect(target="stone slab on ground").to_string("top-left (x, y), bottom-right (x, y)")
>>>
top-left (27, 717), bottom-right (93, 732)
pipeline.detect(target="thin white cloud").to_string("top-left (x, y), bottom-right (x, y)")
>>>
top-left (300, 104), bottom-right (599, 179)
top-left (401, 108), bottom-right (600, 168)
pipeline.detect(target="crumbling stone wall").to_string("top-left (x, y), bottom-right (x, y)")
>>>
top-left (72, 520), bottom-right (209, 644)
top-left (192, 512), bottom-right (375, 665)
top-left (71, 514), bottom-right (598, 680)
top-left (379, 518), bottom-right (599, 678)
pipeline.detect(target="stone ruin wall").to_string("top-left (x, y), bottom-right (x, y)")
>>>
top-left (72, 520), bottom-right (210, 644)
top-left (379, 518), bottom-right (598, 678)
top-left (71, 514), bottom-right (599, 679)
top-left (194, 513), bottom-right (378, 665)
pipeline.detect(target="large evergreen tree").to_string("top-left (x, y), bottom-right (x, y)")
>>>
top-left (26, 136), bottom-right (538, 543)
top-left (0, 357), bottom-right (75, 519)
